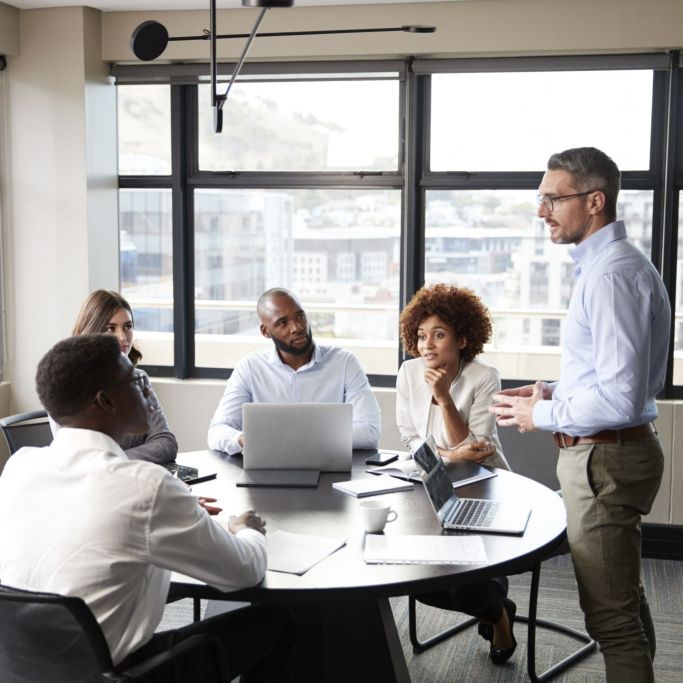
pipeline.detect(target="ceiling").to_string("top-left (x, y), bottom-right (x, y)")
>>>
top-left (7, 0), bottom-right (462, 11)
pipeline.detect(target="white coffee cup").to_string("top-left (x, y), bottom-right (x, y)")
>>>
top-left (359, 499), bottom-right (398, 533)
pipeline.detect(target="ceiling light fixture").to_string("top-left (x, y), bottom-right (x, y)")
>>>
top-left (130, 0), bottom-right (436, 133)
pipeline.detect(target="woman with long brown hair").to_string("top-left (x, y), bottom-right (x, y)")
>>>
top-left (50, 290), bottom-right (177, 464)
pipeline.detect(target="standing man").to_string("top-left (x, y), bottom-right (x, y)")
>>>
top-left (0, 334), bottom-right (294, 681)
top-left (490, 147), bottom-right (670, 683)
top-left (208, 288), bottom-right (381, 454)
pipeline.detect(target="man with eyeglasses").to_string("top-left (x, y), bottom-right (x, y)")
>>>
top-left (490, 147), bottom-right (669, 682)
top-left (0, 334), bottom-right (295, 681)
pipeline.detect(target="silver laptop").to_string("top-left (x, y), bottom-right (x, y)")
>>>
top-left (414, 437), bottom-right (530, 535)
top-left (242, 403), bottom-right (353, 473)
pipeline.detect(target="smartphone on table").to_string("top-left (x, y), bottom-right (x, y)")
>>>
top-left (365, 451), bottom-right (400, 466)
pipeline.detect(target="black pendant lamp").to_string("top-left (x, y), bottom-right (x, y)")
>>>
top-left (130, 0), bottom-right (436, 133)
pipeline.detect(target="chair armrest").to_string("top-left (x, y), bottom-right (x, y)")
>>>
top-left (102, 634), bottom-right (229, 682)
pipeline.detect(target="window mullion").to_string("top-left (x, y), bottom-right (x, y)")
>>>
top-left (171, 84), bottom-right (195, 379)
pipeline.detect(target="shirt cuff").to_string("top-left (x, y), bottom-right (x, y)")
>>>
top-left (532, 399), bottom-right (555, 431)
top-left (226, 434), bottom-right (243, 456)
top-left (235, 527), bottom-right (267, 545)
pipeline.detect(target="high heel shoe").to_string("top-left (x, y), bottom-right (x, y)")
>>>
top-left (489, 598), bottom-right (517, 665)
top-left (477, 620), bottom-right (493, 643)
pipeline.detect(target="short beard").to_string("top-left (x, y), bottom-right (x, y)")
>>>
top-left (272, 329), bottom-right (314, 357)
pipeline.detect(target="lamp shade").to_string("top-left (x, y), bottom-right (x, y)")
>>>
top-left (130, 21), bottom-right (169, 61)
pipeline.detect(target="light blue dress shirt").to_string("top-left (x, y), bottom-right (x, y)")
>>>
top-left (533, 221), bottom-right (670, 436)
top-left (207, 344), bottom-right (381, 454)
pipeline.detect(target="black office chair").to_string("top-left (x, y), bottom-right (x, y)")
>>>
top-left (0, 410), bottom-right (53, 455)
top-left (408, 522), bottom-right (596, 682)
top-left (0, 584), bottom-right (230, 682)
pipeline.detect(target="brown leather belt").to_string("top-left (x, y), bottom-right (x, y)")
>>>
top-left (552, 423), bottom-right (656, 449)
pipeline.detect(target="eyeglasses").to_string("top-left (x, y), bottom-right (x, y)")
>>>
top-left (536, 190), bottom-right (598, 213)
top-left (111, 370), bottom-right (150, 393)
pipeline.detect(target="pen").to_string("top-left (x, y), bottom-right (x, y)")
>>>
top-left (185, 473), bottom-right (218, 485)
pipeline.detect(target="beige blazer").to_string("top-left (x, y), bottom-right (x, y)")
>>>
top-left (395, 357), bottom-right (509, 470)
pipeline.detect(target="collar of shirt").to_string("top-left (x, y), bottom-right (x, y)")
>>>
top-left (53, 426), bottom-right (128, 460)
top-left (266, 342), bottom-right (321, 371)
top-left (569, 220), bottom-right (627, 277)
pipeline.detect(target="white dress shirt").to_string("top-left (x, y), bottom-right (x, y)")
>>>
top-left (0, 428), bottom-right (266, 665)
top-left (396, 357), bottom-right (509, 470)
top-left (532, 221), bottom-right (670, 434)
top-left (207, 344), bottom-right (381, 454)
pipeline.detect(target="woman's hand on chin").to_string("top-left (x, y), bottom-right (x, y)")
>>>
top-left (440, 440), bottom-right (495, 465)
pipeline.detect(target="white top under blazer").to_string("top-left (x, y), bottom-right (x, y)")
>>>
top-left (395, 357), bottom-right (509, 470)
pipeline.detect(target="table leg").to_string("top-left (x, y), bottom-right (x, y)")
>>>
top-left (285, 597), bottom-right (410, 682)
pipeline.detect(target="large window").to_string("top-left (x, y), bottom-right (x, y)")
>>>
top-left (424, 64), bottom-right (661, 381)
top-left (193, 188), bottom-right (400, 374)
top-left (116, 55), bottom-right (683, 393)
top-left (197, 80), bottom-right (398, 172)
top-left (430, 71), bottom-right (653, 172)
top-left (118, 67), bottom-right (402, 379)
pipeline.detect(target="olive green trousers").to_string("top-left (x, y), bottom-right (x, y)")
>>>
top-left (557, 436), bottom-right (663, 683)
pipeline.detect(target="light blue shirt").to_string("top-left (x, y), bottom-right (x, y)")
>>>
top-left (533, 221), bottom-right (670, 435)
top-left (207, 344), bottom-right (381, 454)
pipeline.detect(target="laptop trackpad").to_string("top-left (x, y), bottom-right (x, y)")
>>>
top-left (236, 469), bottom-right (320, 488)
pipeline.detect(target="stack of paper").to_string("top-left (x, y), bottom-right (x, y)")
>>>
top-left (364, 534), bottom-right (488, 565)
top-left (332, 474), bottom-right (414, 497)
top-left (266, 530), bottom-right (346, 575)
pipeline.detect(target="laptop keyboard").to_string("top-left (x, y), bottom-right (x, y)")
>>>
top-left (446, 498), bottom-right (499, 528)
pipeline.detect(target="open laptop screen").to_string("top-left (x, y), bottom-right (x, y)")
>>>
top-left (242, 402), bottom-right (353, 472)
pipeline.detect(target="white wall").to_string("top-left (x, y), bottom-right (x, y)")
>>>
top-left (0, 2), bottom-right (19, 56)
top-left (2, 7), bottom-right (118, 414)
top-left (0, 381), bottom-right (10, 471)
top-left (101, 0), bottom-right (683, 62)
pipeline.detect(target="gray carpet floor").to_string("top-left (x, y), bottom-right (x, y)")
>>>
top-left (159, 555), bottom-right (683, 682)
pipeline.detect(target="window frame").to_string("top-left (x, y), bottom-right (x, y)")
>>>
top-left (115, 52), bottom-right (683, 397)
top-left (118, 62), bottom-right (408, 387)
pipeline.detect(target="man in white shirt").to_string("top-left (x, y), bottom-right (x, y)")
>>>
top-left (208, 288), bottom-right (381, 455)
top-left (0, 334), bottom-right (294, 681)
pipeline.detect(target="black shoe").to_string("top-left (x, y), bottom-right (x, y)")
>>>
top-left (489, 598), bottom-right (517, 665)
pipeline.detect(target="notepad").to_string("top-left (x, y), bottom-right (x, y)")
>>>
top-left (441, 460), bottom-right (497, 489)
top-left (332, 475), bottom-right (414, 497)
top-left (364, 534), bottom-right (488, 565)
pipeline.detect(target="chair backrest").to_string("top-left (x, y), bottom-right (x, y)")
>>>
top-left (498, 426), bottom-right (560, 491)
top-left (0, 584), bottom-right (112, 683)
top-left (0, 410), bottom-right (53, 455)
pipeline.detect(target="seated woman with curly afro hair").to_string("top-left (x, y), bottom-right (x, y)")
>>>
top-left (397, 283), bottom-right (516, 665)
top-left (398, 283), bottom-right (508, 468)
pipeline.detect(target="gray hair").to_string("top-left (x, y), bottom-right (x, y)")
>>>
top-left (547, 147), bottom-right (621, 222)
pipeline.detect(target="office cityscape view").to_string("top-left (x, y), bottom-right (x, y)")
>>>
top-left (117, 79), bottom-right (683, 379)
